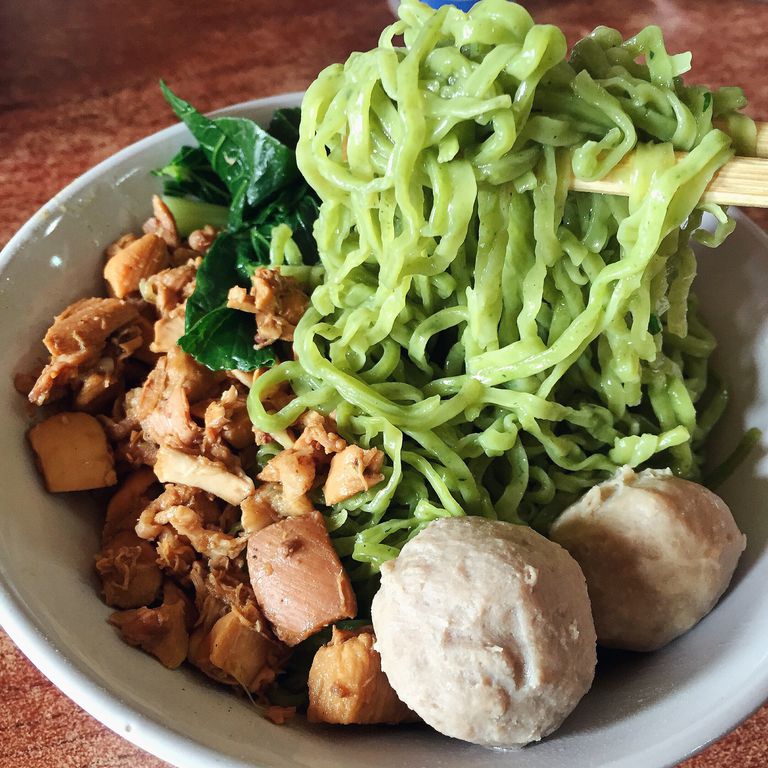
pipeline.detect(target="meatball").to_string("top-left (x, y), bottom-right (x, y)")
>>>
top-left (549, 466), bottom-right (746, 652)
top-left (371, 516), bottom-right (596, 747)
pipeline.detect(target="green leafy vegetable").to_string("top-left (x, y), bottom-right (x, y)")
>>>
top-left (179, 307), bottom-right (275, 372)
top-left (157, 84), bottom-right (319, 372)
top-left (153, 145), bottom-right (230, 205)
top-left (179, 232), bottom-right (275, 370)
top-left (267, 108), bottom-right (302, 150)
top-left (160, 81), bottom-right (298, 228)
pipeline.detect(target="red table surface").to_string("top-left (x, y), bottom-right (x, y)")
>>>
top-left (1, 1), bottom-right (767, 766)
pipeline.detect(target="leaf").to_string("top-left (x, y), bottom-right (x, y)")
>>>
top-left (152, 145), bottom-right (230, 205)
top-left (160, 82), bottom-right (298, 228)
top-left (247, 185), bottom-right (321, 266)
top-left (179, 307), bottom-right (276, 371)
top-left (184, 231), bottom-right (260, 331)
top-left (267, 108), bottom-right (302, 149)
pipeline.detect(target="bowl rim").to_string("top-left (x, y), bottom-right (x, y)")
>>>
top-left (1, 91), bottom-right (767, 768)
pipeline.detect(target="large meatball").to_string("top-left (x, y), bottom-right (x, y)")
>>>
top-left (549, 466), bottom-right (746, 652)
top-left (371, 516), bottom-right (596, 747)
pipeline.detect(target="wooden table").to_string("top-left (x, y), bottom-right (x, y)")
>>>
top-left (1, 1), bottom-right (767, 766)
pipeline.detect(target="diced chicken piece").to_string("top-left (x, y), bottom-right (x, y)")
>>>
top-left (136, 482), bottom-right (221, 540)
top-left (142, 384), bottom-right (202, 451)
top-left (105, 232), bottom-right (137, 259)
top-left (103, 468), bottom-right (159, 542)
top-left (226, 286), bottom-right (256, 313)
top-left (241, 492), bottom-right (277, 535)
top-left (226, 268), bottom-right (308, 347)
top-left (323, 445), bottom-right (385, 505)
top-left (166, 346), bottom-right (222, 402)
top-left (294, 410), bottom-right (347, 456)
top-left (204, 386), bottom-right (253, 450)
top-left (150, 308), bottom-right (186, 354)
top-left (109, 581), bottom-right (190, 669)
top-left (104, 233), bottom-right (169, 299)
top-left (153, 504), bottom-right (246, 560)
top-left (72, 357), bottom-right (122, 413)
top-left (246, 483), bottom-right (315, 527)
top-left (154, 446), bottom-right (254, 506)
top-left (28, 297), bottom-right (138, 405)
top-left (29, 412), bottom-right (116, 492)
top-left (95, 530), bottom-right (163, 609)
top-left (188, 225), bottom-right (218, 254)
top-left (142, 195), bottom-right (180, 250)
top-left (207, 611), bottom-right (284, 693)
top-left (258, 448), bottom-right (316, 500)
top-left (308, 627), bottom-right (416, 725)
top-left (247, 512), bottom-right (357, 646)
top-left (142, 261), bottom-right (198, 316)
top-left (156, 529), bottom-right (197, 580)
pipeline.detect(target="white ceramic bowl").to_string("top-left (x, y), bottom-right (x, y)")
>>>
top-left (1, 94), bottom-right (768, 768)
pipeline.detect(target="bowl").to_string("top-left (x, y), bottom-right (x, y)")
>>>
top-left (1, 93), bottom-right (768, 768)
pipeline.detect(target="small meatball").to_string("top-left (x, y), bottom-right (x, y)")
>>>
top-left (308, 626), bottom-right (416, 725)
top-left (109, 581), bottom-right (190, 669)
top-left (247, 512), bottom-right (357, 646)
top-left (28, 412), bottom-right (116, 492)
top-left (104, 233), bottom-right (169, 298)
top-left (549, 466), bottom-right (746, 652)
top-left (371, 517), bottom-right (596, 748)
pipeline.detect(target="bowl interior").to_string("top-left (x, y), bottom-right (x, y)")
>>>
top-left (1, 94), bottom-right (767, 768)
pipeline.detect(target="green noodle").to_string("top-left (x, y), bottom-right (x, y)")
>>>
top-left (247, 0), bottom-right (754, 598)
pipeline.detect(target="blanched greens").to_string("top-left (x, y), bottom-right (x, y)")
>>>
top-left (155, 83), bottom-right (319, 371)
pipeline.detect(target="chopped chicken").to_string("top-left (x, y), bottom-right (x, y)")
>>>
top-left (109, 581), bottom-right (190, 669)
top-left (247, 512), bottom-right (357, 646)
top-left (308, 627), bottom-right (416, 725)
top-left (103, 468), bottom-right (159, 542)
top-left (136, 482), bottom-right (222, 540)
top-left (142, 195), bottom-right (180, 250)
top-left (142, 261), bottom-right (198, 317)
top-left (323, 445), bottom-right (385, 505)
top-left (105, 233), bottom-right (137, 259)
top-left (153, 504), bottom-right (247, 560)
top-left (154, 445), bottom-right (254, 506)
top-left (142, 382), bottom-right (202, 451)
top-left (151, 308), bottom-right (186, 354)
top-left (258, 448), bottom-right (316, 500)
top-left (294, 411), bottom-right (347, 455)
top-left (226, 267), bottom-right (308, 347)
top-left (188, 225), bottom-right (218, 254)
top-left (207, 611), bottom-right (285, 692)
top-left (95, 530), bottom-right (163, 609)
top-left (245, 483), bottom-right (315, 527)
top-left (206, 557), bottom-right (266, 628)
top-left (28, 412), bottom-right (117, 492)
top-left (28, 297), bottom-right (138, 405)
top-left (156, 529), bottom-right (197, 580)
top-left (204, 385), bottom-right (254, 450)
top-left (103, 233), bottom-right (169, 299)
top-left (240, 492), bottom-right (278, 535)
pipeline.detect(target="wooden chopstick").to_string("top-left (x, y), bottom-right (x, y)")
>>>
top-left (570, 122), bottom-right (768, 208)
